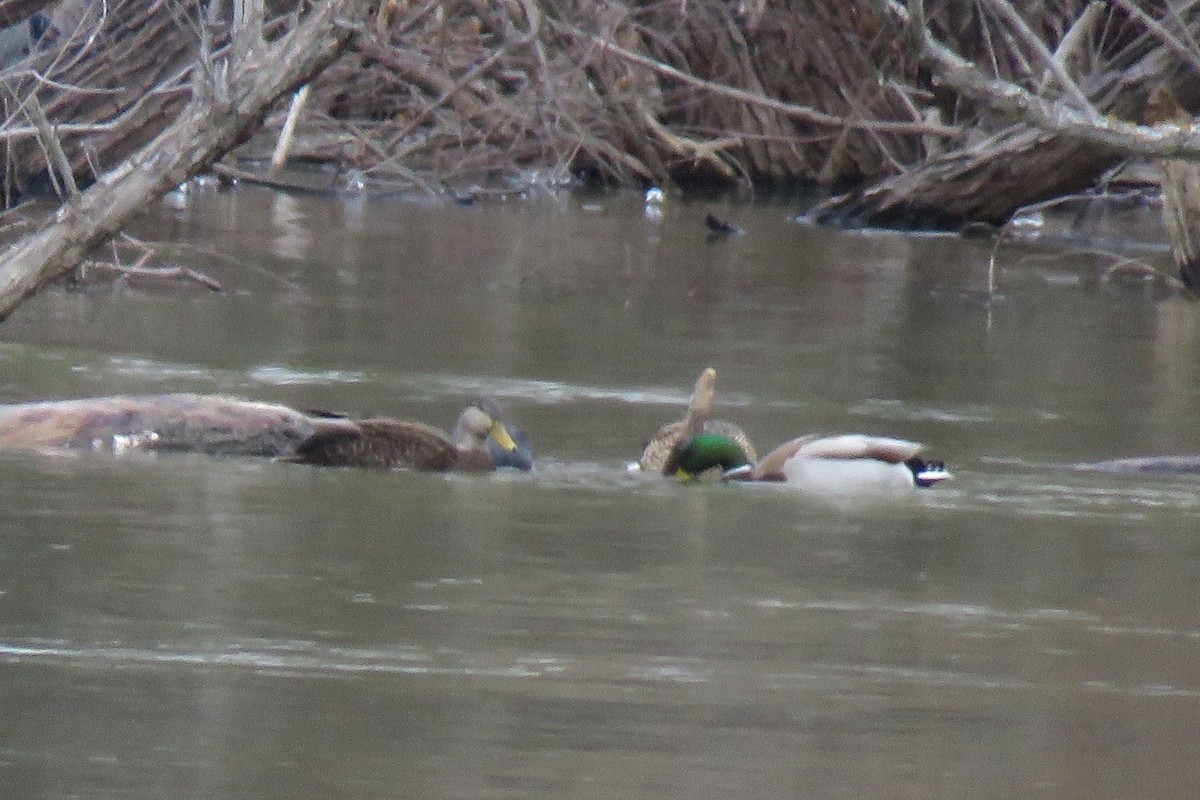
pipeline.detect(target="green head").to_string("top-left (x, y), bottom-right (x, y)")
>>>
top-left (664, 433), bottom-right (752, 481)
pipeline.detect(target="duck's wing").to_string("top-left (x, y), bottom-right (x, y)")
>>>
top-left (285, 418), bottom-right (458, 470)
top-left (797, 434), bottom-right (925, 463)
top-left (751, 435), bottom-right (819, 481)
top-left (0, 394), bottom-right (326, 456)
top-left (638, 420), bottom-right (687, 473)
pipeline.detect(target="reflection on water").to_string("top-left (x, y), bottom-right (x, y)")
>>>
top-left (2, 185), bottom-right (1200, 798)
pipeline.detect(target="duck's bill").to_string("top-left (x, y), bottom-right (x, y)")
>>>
top-left (489, 421), bottom-right (519, 452)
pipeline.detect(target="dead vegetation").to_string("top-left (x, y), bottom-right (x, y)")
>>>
top-left (285, 0), bottom-right (1200, 226)
top-left (5, 2), bottom-right (1198, 204)
top-left (1, 0), bottom-right (1200, 315)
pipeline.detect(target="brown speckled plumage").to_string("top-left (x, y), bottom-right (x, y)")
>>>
top-left (283, 404), bottom-right (518, 472)
top-left (637, 368), bottom-right (757, 473)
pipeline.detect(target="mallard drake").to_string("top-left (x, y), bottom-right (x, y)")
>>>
top-left (663, 431), bottom-right (755, 482)
top-left (636, 367), bottom-right (757, 473)
top-left (282, 401), bottom-right (523, 472)
top-left (0, 394), bottom-right (530, 472)
top-left (665, 431), bottom-right (951, 492)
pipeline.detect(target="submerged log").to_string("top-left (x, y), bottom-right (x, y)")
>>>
top-left (808, 127), bottom-right (1122, 228)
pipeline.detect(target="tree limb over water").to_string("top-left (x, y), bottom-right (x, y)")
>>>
top-left (0, 0), bottom-right (363, 321)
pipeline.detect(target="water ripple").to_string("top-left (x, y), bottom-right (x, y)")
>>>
top-left (247, 364), bottom-right (366, 386)
top-left (3, 637), bottom-right (1197, 699)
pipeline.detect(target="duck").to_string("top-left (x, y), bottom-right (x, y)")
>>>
top-left (281, 400), bottom-right (524, 472)
top-left (663, 431), bottom-right (756, 482)
top-left (0, 393), bottom-right (530, 472)
top-left (664, 431), bottom-right (951, 493)
top-left (635, 367), bottom-right (757, 473)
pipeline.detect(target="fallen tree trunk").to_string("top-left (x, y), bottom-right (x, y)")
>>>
top-left (808, 127), bottom-right (1122, 228)
top-left (0, 0), bottom-right (361, 320)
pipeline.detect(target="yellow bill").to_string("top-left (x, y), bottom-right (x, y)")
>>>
top-left (489, 420), bottom-right (518, 451)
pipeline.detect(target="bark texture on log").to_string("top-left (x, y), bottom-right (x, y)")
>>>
top-left (2, 0), bottom-right (200, 197)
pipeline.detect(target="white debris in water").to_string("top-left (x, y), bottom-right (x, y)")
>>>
top-left (110, 430), bottom-right (160, 455)
top-left (341, 169), bottom-right (367, 194)
top-left (643, 186), bottom-right (665, 220)
top-left (1005, 210), bottom-right (1045, 240)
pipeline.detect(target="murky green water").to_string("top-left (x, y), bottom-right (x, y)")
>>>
top-left (2, 184), bottom-right (1200, 798)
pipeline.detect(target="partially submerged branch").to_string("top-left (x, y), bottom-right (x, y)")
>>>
top-left (72, 260), bottom-right (223, 293)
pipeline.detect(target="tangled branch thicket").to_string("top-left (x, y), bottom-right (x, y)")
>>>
top-left (297, 0), bottom-right (954, 191)
top-left (257, 0), bottom-right (1200, 225)
top-left (2, 0), bottom-right (1200, 226)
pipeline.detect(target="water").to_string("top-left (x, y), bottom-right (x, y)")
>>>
top-left (1, 184), bottom-right (1199, 798)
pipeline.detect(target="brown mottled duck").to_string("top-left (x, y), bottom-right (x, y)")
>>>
top-left (634, 367), bottom-right (756, 473)
top-left (283, 400), bottom-right (523, 471)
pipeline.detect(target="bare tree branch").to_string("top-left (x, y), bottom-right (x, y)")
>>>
top-left (0, 0), bottom-right (363, 320)
top-left (898, 0), bottom-right (1200, 159)
top-left (561, 21), bottom-right (962, 139)
top-left (978, 0), bottom-right (1097, 119)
